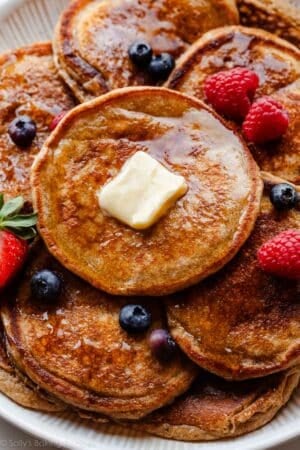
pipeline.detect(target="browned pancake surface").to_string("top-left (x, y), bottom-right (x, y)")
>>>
top-left (0, 43), bottom-right (74, 411)
top-left (167, 181), bottom-right (300, 379)
top-left (2, 245), bottom-right (196, 419)
top-left (0, 319), bottom-right (63, 411)
top-left (134, 367), bottom-right (300, 440)
top-left (0, 43), bottom-right (75, 201)
top-left (54, 0), bottom-right (238, 101)
top-left (250, 80), bottom-right (300, 184)
top-left (238, 0), bottom-right (300, 46)
top-left (167, 26), bottom-right (300, 183)
top-left (31, 87), bottom-right (262, 296)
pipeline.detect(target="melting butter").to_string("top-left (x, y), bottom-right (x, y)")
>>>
top-left (98, 151), bottom-right (187, 230)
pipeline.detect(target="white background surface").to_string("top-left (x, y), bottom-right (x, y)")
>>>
top-left (0, 0), bottom-right (299, 448)
top-left (0, 417), bottom-right (299, 450)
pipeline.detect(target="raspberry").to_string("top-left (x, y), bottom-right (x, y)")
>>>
top-left (243, 97), bottom-right (289, 144)
top-left (257, 229), bottom-right (300, 280)
top-left (49, 111), bottom-right (67, 131)
top-left (204, 67), bottom-right (259, 120)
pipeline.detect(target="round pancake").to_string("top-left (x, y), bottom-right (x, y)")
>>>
top-left (166, 176), bottom-right (300, 380)
top-left (238, 0), bottom-right (300, 47)
top-left (250, 79), bottom-right (300, 184)
top-left (133, 367), bottom-right (300, 440)
top-left (0, 42), bottom-right (75, 201)
top-left (0, 320), bottom-right (64, 411)
top-left (31, 87), bottom-right (262, 296)
top-left (1, 244), bottom-right (197, 420)
top-left (166, 26), bottom-right (300, 183)
top-left (53, 0), bottom-right (239, 101)
top-left (0, 42), bottom-right (75, 411)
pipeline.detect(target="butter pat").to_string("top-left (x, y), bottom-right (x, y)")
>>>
top-left (98, 151), bottom-right (188, 230)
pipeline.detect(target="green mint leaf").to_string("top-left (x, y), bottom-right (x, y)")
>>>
top-left (0, 196), bottom-right (24, 218)
top-left (0, 194), bottom-right (4, 210)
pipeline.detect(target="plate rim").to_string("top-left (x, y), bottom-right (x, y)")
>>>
top-left (0, 0), bottom-right (299, 448)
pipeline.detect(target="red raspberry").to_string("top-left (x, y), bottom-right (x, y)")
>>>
top-left (204, 67), bottom-right (259, 120)
top-left (257, 229), bottom-right (300, 280)
top-left (243, 97), bottom-right (289, 144)
top-left (49, 111), bottom-right (67, 131)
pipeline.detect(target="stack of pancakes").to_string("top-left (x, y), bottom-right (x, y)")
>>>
top-left (0, 0), bottom-right (299, 442)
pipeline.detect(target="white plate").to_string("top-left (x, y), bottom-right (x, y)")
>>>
top-left (0, 0), bottom-right (299, 449)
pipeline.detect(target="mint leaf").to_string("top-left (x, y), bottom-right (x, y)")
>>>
top-left (0, 194), bottom-right (4, 210)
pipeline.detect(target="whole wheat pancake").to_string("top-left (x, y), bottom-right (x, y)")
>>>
top-left (166, 26), bottom-right (300, 183)
top-left (0, 319), bottom-right (64, 411)
top-left (0, 42), bottom-right (75, 410)
top-left (250, 79), bottom-right (300, 184)
top-left (166, 176), bottom-right (300, 380)
top-left (238, 0), bottom-right (300, 46)
top-left (133, 367), bottom-right (300, 440)
top-left (53, 0), bottom-right (239, 101)
top-left (31, 87), bottom-right (262, 296)
top-left (0, 42), bottom-right (75, 201)
top-left (1, 244), bottom-right (197, 420)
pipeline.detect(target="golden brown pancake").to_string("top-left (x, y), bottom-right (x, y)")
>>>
top-left (54, 0), bottom-right (239, 101)
top-left (31, 87), bottom-right (262, 296)
top-left (1, 244), bottom-right (197, 420)
top-left (0, 319), bottom-right (64, 411)
top-left (133, 367), bottom-right (300, 440)
top-left (0, 42), bottom-right (75, 201)
top-left (238, 0), bottom-right (300, 46)
top-left (0, 42), bottom-right (75, 411)
top-left (166, 176), bottom-right (300, 380)
top-left (250, 79), bottom-right (300, 184)
top-left (166, 26), bottom-right (300, 183)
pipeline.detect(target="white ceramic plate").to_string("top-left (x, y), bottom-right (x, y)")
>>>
top-left (0, 0), bottom-right (299, 448)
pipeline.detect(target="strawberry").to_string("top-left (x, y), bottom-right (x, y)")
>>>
top-left (0, 195), bottom-right (37, 289)
top-left (257, 229), bottom-right (300, 280)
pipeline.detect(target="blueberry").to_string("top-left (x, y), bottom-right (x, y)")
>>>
top-left (128, 41), bottom-right (153, 67)
top-left (149, 329), bottom-right (177, 361)
top-left (8, 116), bottom-right (37, 148)
top-left (119, 304), bottom-right (151, 333)
top-left (148, 53), bottom-right (175, 81)
top-left (270, 183), bottom-right (297, 210)
top-left (31, 270), bottom-right (62, 301)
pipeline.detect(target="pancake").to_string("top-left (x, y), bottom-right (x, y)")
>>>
top-left (1, 244), bottom-right (197, 420)
top-left (0, 42), bottom-right (75, 201)
top-left (238, 0), bottom-right (300, 46)
top-left (166, 175), bottom-right (300, 380)
top-left (166, 26), bottom-right (300, 183)
top-left (250, 79), bottom-right (300, 184)
top-left (0, 319), bottom-right (64, 411)
top-left (0, 42), bottom-right (75, 411)
top-left (31, 87), bottom-right (262, 296)
top-left (53, 0), bottom-right (239, 101)
top-left (133, 367), bottom-right (300, 440)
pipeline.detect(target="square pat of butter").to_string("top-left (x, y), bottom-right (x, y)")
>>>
top-left (98, 151), bottom-right (187, 230)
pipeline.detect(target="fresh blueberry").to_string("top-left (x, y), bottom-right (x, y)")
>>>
top-left (128, 41), bottom-right (153, 67)
top-left (119, 304), bottom-right (151, 333)
top-left (8, 116), bottom-right (37, 148)
top-left (148, 53), bottom-right (175, 81)
top-left (270, 183), bottom-right (297, 210)
top-left (31, 270), bottom-right (62, 301)
top-left (149, 329), bottom-right (177, 361)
